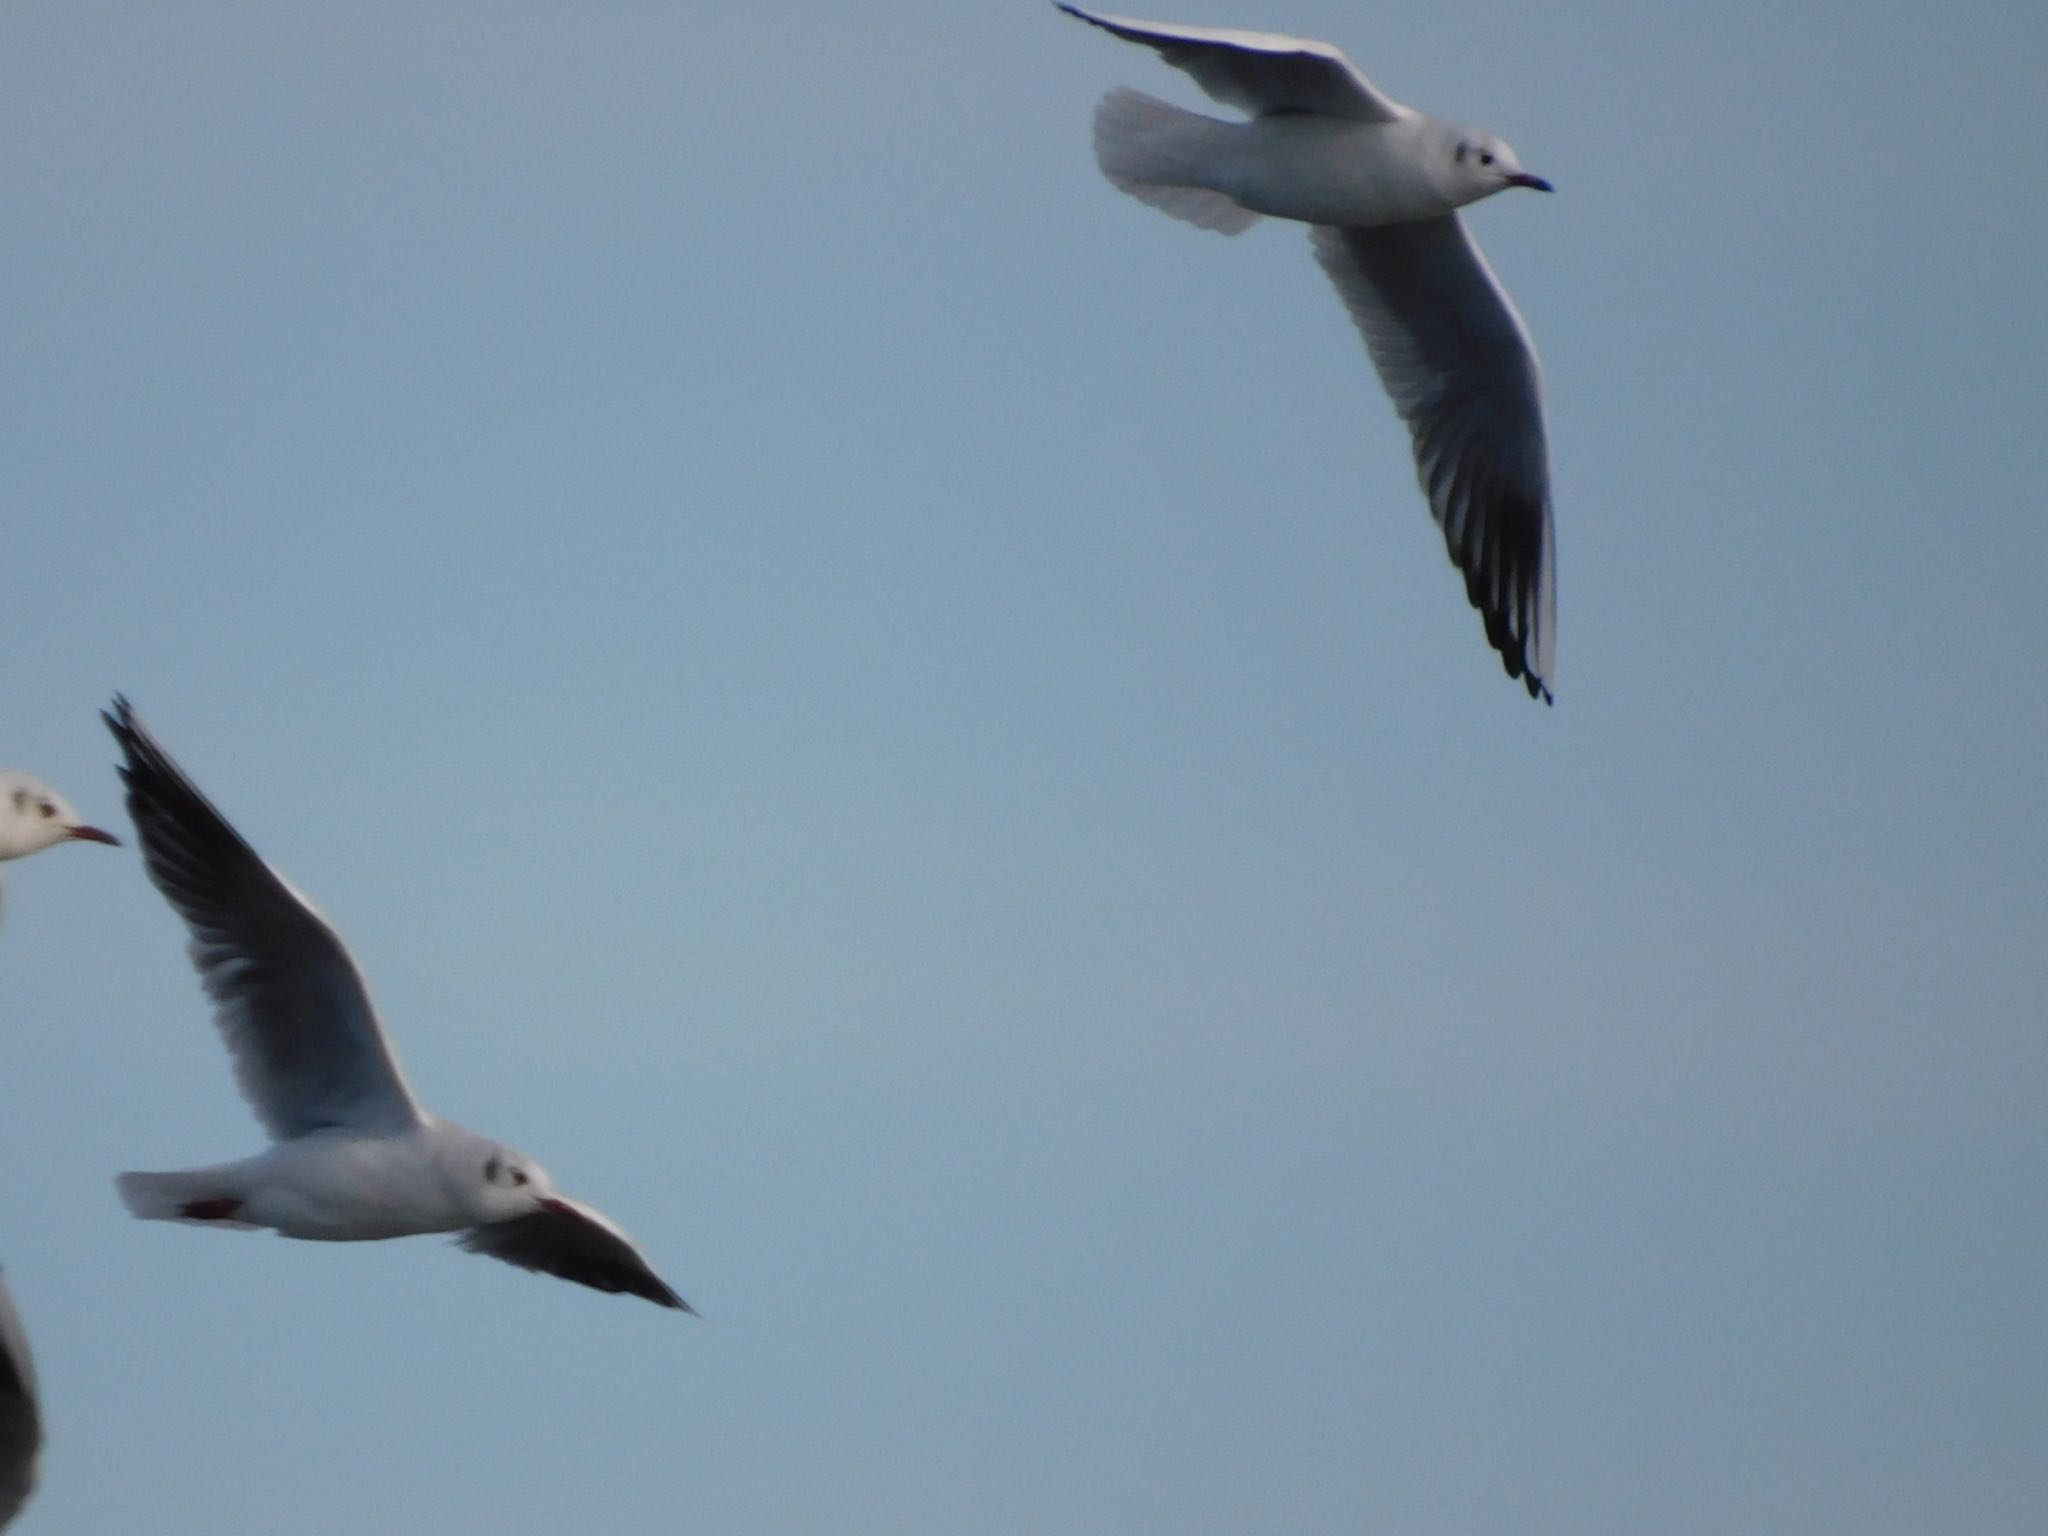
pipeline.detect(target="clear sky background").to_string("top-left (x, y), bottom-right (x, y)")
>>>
top-left (1, 2), bottom-right (2043, 1532)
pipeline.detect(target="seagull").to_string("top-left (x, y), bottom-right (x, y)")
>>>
top-left (104, 698), bottom-right (692, 1311)
top-left (0, 1270), bottom-right (36, 1532)
top-left (0, 769), bottom-right (119, 922)
top-left (1058, 4), bottom-right (1558, 701)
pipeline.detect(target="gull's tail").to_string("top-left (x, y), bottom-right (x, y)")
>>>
top-left (1090, 88), bottom-right (1262, 235)
top-left (116, 1169), bottom-right (261, 1229)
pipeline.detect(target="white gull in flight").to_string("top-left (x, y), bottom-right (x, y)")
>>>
top-left (1060, 4), bottom-right (1558, 701)
top-left (104, 698), bottom-right (692, 1311)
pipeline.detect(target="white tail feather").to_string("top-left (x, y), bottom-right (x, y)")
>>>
top-left (1090, 88), bottom-right (1261, 235)
top-left (116, 1170), bottom-right (261, 1229)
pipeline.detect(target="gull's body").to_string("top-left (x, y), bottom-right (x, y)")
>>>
top-left (105, 698), bottom-right (691, 1310)
top-left (0, 1270), bottom-right (36, 1531)
top-left (1060, 5), bottom-right (1558, 701)
top-left (0, 770), bottom-right (119, 922)
top-left (137, 1122), bottom-right (543, 1242)
top-left (1140, 109), bottom-right (1497, 228)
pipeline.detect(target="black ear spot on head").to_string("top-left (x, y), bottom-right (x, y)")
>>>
top-left (484, 1154), bottom-right (502, 1183)
top-left (1454, 141), bottom-right (1469, 163)
top-left (9, 788), bottom-right (25, 812)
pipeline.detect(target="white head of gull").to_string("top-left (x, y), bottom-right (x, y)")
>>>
top-left (0, 770), bottom-right (119, 923)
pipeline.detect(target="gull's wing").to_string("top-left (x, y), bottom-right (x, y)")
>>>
top-left (1311, 217), bottom-right (1556, 700)
top-left (104, 698), bottom-right (427, 1139)
top-left (460, 1197), bottom-right (693, 1312)
top-left (1058, 4), bottom-right (1404, 122)
top-left (0, 1271), bottom-right (39, 1531)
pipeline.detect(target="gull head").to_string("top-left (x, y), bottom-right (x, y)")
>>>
top-left (1448, 130), bottom-right (1553, 200)
top-left (0, 772), bottom-right (120, 861)
top-left (471, 1141), bottom-right (561, 1222)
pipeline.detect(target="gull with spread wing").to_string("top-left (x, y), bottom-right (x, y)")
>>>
top-left (105, 698), bottom-right (691, 1311)
top-left (1060, 4), bottom-right (1558, 701)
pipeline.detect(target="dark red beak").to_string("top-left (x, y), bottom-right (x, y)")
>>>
top-left (66, 825), bottom-right (121, 846)
top-left (1507, 172), bottom-right (1554, 192)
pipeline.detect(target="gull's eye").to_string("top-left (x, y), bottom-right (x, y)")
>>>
top-left (511, 1169), bottom-right (529, 1187)
top-left (1479, 150), bottom-right (1496, 167)
top-left (37, 800), bottom-right (56, 818)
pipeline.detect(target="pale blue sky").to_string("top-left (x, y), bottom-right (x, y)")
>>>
top-left (2, 2), bottom-right (2044, 1532)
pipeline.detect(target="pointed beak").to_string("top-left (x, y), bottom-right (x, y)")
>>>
top-left (66, 824), bottom-right (121, 846)
top-left (1507, 172), bottom-right (1554, 193)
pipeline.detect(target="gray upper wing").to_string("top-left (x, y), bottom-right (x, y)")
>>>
top-left (105, 698), bottom-right (426, 1139)
top-left (1311, 217), bottom-right (1556, 700)
top-left (460, 1198), bottom-right (692, 1312)
top-left (0, 1271), bottom-right (38, 1531)
top-left (1059, 4), bottom-right (1404, 121)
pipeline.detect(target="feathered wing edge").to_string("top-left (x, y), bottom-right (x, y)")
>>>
top-left (459, 1199), bottom-right (693, 1313)
top-left (102, 696), bottom-right (428, 1137)
top-left (1310, 221), bottom-right (1556, 700)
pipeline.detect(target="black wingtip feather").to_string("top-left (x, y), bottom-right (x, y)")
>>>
top-left (458, 1211), bottom-right (697, 1314)
top-left (103, 696), bottom-right (246, 835)
top-left (103, 693), bottom-right (162, 791)
top-left (1447, 499), bottom-right (1551, 705)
